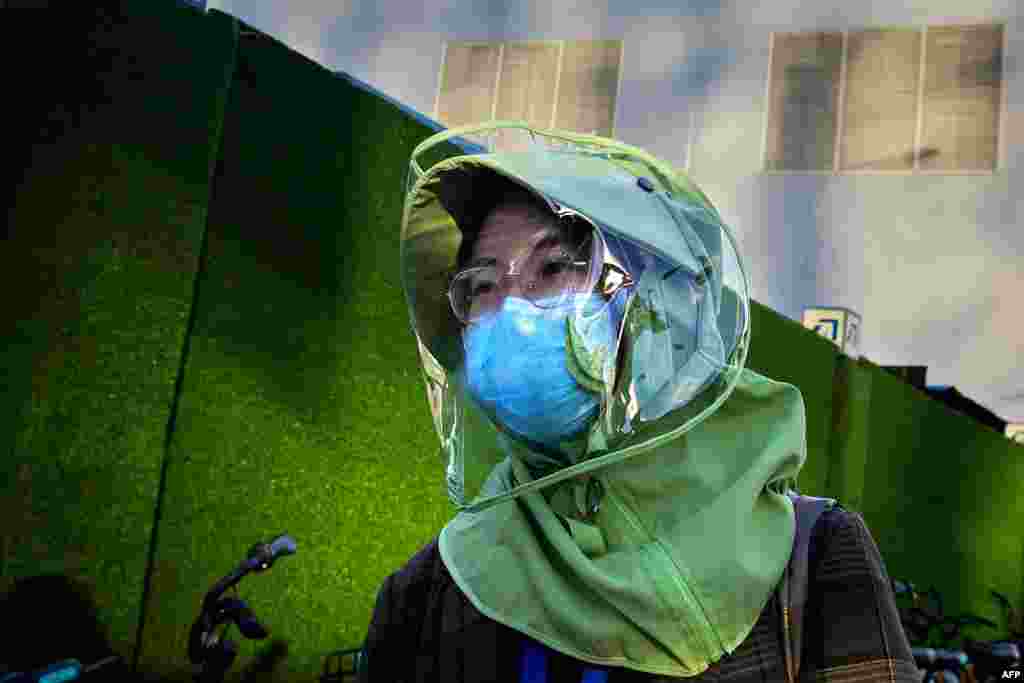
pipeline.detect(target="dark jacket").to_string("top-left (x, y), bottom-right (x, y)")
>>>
top-left (358, 502), bottom-right (919, 683)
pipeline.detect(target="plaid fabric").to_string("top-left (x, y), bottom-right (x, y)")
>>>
top-left (358, 507), bottom-right (919, 683)
top-left (796, 508), bottom-right (918, 683)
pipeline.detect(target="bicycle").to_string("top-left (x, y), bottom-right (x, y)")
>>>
top-left (2, 532), bottom-right (365, 683)
top-left (912, 648), bottom-right (970, 683)
top-left (187, 533), bottom-right (300, 682)
top-left (188, 532), bottom-right (366, 683)
top-left (893, 578), bottom-right (1021, 683)
top-left (962, 639), bottom-right (1021, 683)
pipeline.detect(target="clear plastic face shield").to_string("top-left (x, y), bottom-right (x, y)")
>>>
top-left (401, 123), bottom-right (751, 512)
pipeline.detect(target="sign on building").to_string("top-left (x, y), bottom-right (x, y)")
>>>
top-left (802, 306), bottom-right (861, 359)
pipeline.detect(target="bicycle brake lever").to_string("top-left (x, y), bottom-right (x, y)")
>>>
top-left (213, 597), bottom-right (269, 640)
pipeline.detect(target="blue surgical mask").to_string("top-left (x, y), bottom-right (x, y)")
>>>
top-left (463, 293), bottom-right (627, 451)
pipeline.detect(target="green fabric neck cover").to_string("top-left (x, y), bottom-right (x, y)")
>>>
top-left (438, 367), bottom-right (805, 677)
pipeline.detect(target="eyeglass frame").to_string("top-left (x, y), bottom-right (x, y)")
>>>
top-left (444, 209), bottom-right (635, 326)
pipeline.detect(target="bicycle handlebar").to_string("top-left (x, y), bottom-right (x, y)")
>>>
top-left (201, 534), bottom-right (296, 611)
top-left (190, 533), bottom-right (297, 683)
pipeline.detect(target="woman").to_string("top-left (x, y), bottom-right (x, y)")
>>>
top-left (358, 123), bottom-right (918, 683)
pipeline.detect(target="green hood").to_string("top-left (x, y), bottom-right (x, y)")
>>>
top-left (438, 368), bottom-right (804, 676)
top-left (400, 122), bottom-right (805, 676)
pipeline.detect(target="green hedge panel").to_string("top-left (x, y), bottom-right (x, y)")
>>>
top-left (1, 0), bottom-right (237, 668)
top-left (824, 356), bottom-right (874, 512)
top-left (133, 17), bottom-right (457, 680)
top-left (860, 365), bottom-right (1024, 645)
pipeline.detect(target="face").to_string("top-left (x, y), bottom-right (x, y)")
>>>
top-left (461, 197), bottom-right (635, 398)
top-left (461, 198), bottom-right (581, 321)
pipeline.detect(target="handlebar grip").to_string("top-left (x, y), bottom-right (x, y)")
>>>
top-left (270, 534), bottom-right (297, 559)
top-left (246, 534), bottom-right (297, 572)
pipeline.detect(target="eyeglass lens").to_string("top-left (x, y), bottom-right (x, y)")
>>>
top-left (451, 223), bottom-right (596, 323)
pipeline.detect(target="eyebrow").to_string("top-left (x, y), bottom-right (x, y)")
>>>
top-left (465, 232), bottom-right (566, 271)
top-left (462, 256), bottom-right (497, 271)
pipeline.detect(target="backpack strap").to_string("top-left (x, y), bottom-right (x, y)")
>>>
top-left (519, 637), bottom-right (609, 683)
top-left (520, 638), bottom-right (548, 683)
top-left (779, 492), bottom-right (837, 683)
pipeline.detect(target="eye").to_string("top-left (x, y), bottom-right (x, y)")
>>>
top-left (541, 260), bottom-right (569, 278)
top-left (539, 256), bottom-right (578, 279)
top-left (471, 282), bottom-right (495, 296)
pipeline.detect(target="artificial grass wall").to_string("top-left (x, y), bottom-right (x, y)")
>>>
top-left (1, 0), bottom-right (236, 672)
top-left (858, 364), bottom-right (1024, 643)
top-left (131, 16), bottom-right (459, 680)
top-left (2, 1), bottom-right (1023, 680)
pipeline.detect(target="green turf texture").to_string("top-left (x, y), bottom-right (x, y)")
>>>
top-left (2, 0), bottom-right (237, 673)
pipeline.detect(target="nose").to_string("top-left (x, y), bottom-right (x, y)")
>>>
top-left (495, 271), bottom-right (531, 300)
top-left (468, 273), bottom-right (537, 322)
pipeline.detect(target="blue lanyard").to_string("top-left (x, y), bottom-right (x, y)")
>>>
top-left (520, 637), bottom-right (610, 683)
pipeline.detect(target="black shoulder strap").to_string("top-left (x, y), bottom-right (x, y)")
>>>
top-left (780, 492), bottom-right (837, 683)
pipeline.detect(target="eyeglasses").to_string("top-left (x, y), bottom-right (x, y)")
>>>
top-left (446, 212), bottom-right (634, 325)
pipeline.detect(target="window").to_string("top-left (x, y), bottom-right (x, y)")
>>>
top-left (764, 24), bottom-right (1004, 173)
top-left (435, 40), bottom-right (623, 147)
top-left (764, 32), bottom-right (844, 172)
